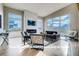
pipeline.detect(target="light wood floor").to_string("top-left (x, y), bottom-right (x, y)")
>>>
top-left (0, 37), bottom-right (79, 56)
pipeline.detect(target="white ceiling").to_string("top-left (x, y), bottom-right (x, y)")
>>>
top-left (4, 3), bottom-right (71, 17)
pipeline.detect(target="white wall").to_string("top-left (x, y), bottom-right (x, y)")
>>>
top-left (0, 3), bottom-right (3, 32)
top-left (24, 10), bottom-right (43, 34)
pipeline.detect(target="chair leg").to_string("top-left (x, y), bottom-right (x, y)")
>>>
top-left (1, 38), bottom-right (8, 46)
top-left (5, 38), bottom-right (8, 45)
top-left (1, 40), bottom-right (5, 46)
top-left (24, 38), bottom-right (25, 45)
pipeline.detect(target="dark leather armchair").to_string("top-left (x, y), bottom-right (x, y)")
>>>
top-left (21, 31), bottom-right (30, 45)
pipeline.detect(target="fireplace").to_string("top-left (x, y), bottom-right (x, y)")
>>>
top-left (26, 29), bottom-right (37, 33)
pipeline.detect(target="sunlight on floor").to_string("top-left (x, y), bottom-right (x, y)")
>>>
top-left (0, 36), bottom-right (79, 56)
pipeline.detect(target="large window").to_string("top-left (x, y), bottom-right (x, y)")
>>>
top-left (8, 13), bottom-right (22, 31)
top-left (48, 19), bottom-right (53, 26)
top-left (47, 15), bottom-right (70, 33)
top-left (52, 17), bottom-right (60, 28)
top-left (60, 15), bottom-right (70, 33)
